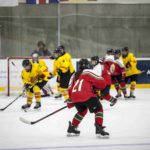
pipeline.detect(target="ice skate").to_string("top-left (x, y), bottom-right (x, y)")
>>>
top-left (67, 121), bottom-right (80, 137)
top-left (115, 92), bottom-right (122, 98)
top-left (41, 94), bottom-right (50, 97)
top-left (54, 94), bottom-right (62, 99)
top-left (124, 94), bottom-right (130, 99)
top-left (21, 104), bottom-right (31, 111)
top-left (95, 124), bottom-right (109, 138)
top-left (110, 97), bottom-right (117, 106)
top-left (34, 102), bottom-right (41, 110)
top-left (128, 93), bottom-right (136, 99)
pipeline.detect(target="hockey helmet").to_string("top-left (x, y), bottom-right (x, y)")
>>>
top-left (122, 46), bottom-right (129, 52)
top-left (58, 45), bottom-right (65, 50)
top-left (53, 48), bottom-right (61, 53)
top-left (22, 59), bottom-right (31, 67)
top-left (90, 56), bottom-right (99, 66)
top-left (122, 47), bottom-right (129, 57)
top-left (114, 49), bottom-right (121, 55)
top-left (106, 48), bottom-right (114, 55)
top-left (32, 52), bottom-right (39, 58)
top-left (78, 59), bottom-right (91, 71)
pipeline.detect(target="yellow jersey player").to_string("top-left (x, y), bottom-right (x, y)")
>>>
top-left (31, 52), bottom-right (54, 97)
top-left (21, 59), bottom-right (49, 110)
top-left (121, 47), bottom-right (141, 98)
top-left (58, 45), bottom-right (75, 74)
top-left (31, 52), bottom-right (47, 67)
top-left (50, 47), bottom-right (75, 102)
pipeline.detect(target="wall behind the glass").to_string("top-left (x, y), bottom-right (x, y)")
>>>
top-left (0, 4), bottom-right (150, 58)
top-left (0, 4), bottom-right (58, 58)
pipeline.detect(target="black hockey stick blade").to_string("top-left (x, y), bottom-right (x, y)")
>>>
top-left (19, 106), bottom-right (67, 125)
top-left (0, 108), bottom-right (5, 111)
top-left (0, 93), bottom-right (23, 111)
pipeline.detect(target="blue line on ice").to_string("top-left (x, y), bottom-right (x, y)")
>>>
top-left (1, 143), bottom-right (150, 150)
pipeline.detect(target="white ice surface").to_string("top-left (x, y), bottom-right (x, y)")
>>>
top-left (0, 89), bottom-right (150, 150)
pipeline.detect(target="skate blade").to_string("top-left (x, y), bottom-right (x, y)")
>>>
top-left (96, 134), bottom-right (110, 139)
top-left (21, 108), bottom-right (30, 112)
top-left (128, 97), bottom-right (136, 100)
top-left (67, 133), bottom-right (80, 137)
top-left (34, 108), bottom-right (41, 111)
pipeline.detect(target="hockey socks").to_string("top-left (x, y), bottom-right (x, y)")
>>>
top-left (72, 109), bottom-right (88, 127)
top-left (94, 109), bottom-right (103, 125)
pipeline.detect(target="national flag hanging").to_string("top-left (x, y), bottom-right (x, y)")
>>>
top-left (0, 0), bottom-right (18, 7)
top-left (26, 0), bottom-right (59, 4)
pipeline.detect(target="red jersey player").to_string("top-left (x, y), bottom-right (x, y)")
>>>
top-left (90, 56), bottom-right (117, 106)
top-left (111, 49), bottom-right (128, 98)
top-left (67, 59), bottom-right (109, 137)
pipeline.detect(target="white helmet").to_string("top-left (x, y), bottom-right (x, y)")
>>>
top-left (32, 53), bottom-right (39, 58)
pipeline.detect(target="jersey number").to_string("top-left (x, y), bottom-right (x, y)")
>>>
top-left (72, 79), bottom-right (84, 93)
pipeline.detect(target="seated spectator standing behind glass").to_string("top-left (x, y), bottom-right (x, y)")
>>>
top-left (33, 41), bottom-right (51, 56)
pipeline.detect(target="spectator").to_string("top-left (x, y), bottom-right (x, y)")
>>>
top-left (33, 41), bottom-right (51, 56)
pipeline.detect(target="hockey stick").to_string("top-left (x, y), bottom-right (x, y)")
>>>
top-left (19, 106), bottom-right (67, 125)
top-left (0, 93), bottom-right (24, 111)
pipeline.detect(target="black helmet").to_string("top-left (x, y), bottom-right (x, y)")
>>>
top-left (58, 45), bottom-right (65, 50)
top-left (106, 48), bottom-right (114, 55)
top-left (22, 59), bottom-right (31, 67)
top-left (91, 56), bottom-right (99, 61)
top-left (90, 56), bottom-right (99, 66)
top-left (78, 59), bottom-right (91, 71)
top-left (114, 49), bottom-right (121, 55)
top-left (53, 48), bottom-right (61, 53)
top-left (122, 46), bottom-right (129, 51)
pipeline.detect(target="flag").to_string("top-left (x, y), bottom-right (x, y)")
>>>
top-left (26, 0), bottom-right (59, 4)
top-left (0, 0), bottom-right (18, 7)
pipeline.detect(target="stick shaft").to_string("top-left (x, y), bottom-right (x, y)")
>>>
top-left (0, 93), bottom-right (23, 111)
top-left (31, 106), bottom-right (67, 124)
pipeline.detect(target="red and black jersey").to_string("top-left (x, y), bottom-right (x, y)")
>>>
top-left (93, 63), bottom-right (112, 86)
top-left (112, 58), bottom-right (125, 76)
top-left (68, 69), bottom-right (106, 103)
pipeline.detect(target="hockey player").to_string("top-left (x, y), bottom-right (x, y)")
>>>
top-left (50, 48), bottom-right (74, 102)
top-left (21, 59), bottom-right (50, 110)
top-left (31, 52), bottom-right (53, 97)
top-left (122, 47), bottom-right (141, 98)
top-left (111, 49), bottom-right (128, 98)
top-left (58, 45), bottom-right (74, 75)
top-left (90, 56), bottom-right (117, 106)
top-left (67, 59), bottom-right (109, 137)
top-left (31, 52), bottom-right (47, 67)
top-left (53, 45), bottom-right (75, 99)
top-left (104, 48), bottom-right (115, 74)
top-left (104, 49), bottom-right (121, 97)
top-left (105, 48), bottom-right (114, 58)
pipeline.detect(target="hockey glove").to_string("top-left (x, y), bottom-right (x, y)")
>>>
top-left (67, 102), bottom-right (74, 109)
top-left (24, 84), bottom-right (32, 90)
top-left (126, 62), bottom-right (131, 68)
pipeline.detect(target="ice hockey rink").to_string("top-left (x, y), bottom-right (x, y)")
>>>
top-left (0, 89), bottom-right (150, 150)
